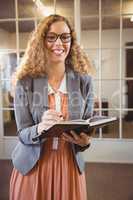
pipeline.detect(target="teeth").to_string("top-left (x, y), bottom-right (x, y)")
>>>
top-left (53, 49), bottom-right (64, 55)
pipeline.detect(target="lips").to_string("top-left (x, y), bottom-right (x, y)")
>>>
top-left (52, 49), bottom-right (64, 56)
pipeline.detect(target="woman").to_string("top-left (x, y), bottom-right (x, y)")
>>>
top-left (10, 14), bottom-right (95, 200)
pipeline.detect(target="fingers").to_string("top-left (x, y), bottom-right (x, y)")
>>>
top-left (39, 109), bottom-right (64, 131)
top-left (62, 131), bottom-right (83, 144)
top-left (41, 109), bottom-right (63, 122)
top-left (80, 132), bottom-right (90, 139)
top-left (70, 130), bottom-right (79, 141)
top-left (80, 133), bottom-right (92, 145)
top-left (62, 132), bottom-right (74, 142)
top-left (62, 132), bottom-right (79, 144)
top-left (42, 109), bottom-right (62, 118)
top-left (42, 109), bottom-right (62, 117)
top-left (62, 131), bottom-right (92, 146)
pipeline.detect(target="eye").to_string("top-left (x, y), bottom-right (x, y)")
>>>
top-left (46, 33), bottom-right (57, 42)
top-left (61, 33), bottom-right (71, 42)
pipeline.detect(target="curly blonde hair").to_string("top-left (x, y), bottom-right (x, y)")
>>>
top-left (16, 14), bottom-right (95, 80)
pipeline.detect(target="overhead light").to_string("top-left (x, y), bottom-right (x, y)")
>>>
top-left (33, 0), bottom-right (54, 16)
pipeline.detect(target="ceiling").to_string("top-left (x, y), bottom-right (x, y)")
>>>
top-left (0, 0), bottom-right (133, 33)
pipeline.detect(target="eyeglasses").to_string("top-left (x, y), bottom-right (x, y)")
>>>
top-left (45, 32), bottom-right (72, 43)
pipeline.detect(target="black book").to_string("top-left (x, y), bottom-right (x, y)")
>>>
top-left (32, 115), bottom-right (117, 142)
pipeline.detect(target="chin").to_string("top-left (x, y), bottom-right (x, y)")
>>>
top-left (51, 56), bottom-right (66, 63)
top-left (52, 59), bottom-right (65, 64)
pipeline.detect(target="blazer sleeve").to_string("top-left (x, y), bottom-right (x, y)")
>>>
top-left (14, 79), bottom-right (40, 145)
top-left (75, 74), bottom-right (94, 152)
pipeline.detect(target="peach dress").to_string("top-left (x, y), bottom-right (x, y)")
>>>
top-left (10, 93), bottom-right (87, 200)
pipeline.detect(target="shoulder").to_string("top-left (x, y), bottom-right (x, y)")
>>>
top-left (16, 76), bottom-right (33, 91)
top-left (17, 76), bottom-right (32, 84)
top-left (79, 73), bottom-right (93, 85)
top-left (16, 75), bottom-right (47, 92)
top-left (67, 69), bottom-right (93, 84)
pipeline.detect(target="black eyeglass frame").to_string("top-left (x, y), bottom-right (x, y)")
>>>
top-left (45, 32), bottom-right (72, 43)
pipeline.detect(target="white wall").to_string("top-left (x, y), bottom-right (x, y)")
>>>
top-left (83, 139), bottom-right (133, 164)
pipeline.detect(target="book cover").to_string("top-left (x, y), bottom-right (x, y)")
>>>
top-left (32, 115), bottom-right (117, 142)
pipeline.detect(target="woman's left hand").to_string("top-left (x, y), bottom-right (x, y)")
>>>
top-left (62, 130), bottom-right (94, 147)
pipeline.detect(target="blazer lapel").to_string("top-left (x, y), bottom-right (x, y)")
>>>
top-left (32, 70), bottom-right (83, 121)
top-left (66, 70), bottom-right (83, 120)
top-left (33, 75), bottom-right (48, 109)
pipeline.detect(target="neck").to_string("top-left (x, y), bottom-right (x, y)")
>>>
top-left (46, 63), bottom-right (65, 81)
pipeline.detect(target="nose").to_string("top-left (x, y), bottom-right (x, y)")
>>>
top-left (54, 36), bottom-right (62, 45)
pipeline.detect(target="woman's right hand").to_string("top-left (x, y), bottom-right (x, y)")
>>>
top-left (37, 109), bottom-right (63, 135)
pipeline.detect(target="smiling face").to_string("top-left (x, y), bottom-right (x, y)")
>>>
top-left (44, 21), bottom-right (71, 65)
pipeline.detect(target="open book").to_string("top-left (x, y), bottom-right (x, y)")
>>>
top-left (32, 115), bottom-right (117, 142)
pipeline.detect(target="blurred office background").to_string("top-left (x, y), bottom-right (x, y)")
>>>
top-left (0, 0), bottom-right (133, 199)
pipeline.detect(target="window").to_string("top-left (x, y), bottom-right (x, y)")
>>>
top-left (1, 0), bottom-right (133, 139)
top-left (81, 0), bottom-right (133, 139)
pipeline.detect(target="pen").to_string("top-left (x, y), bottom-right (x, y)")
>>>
top-left (43, 105), bottom-right (50, 109)
top-left (43, 105), bottom-right (64, 119)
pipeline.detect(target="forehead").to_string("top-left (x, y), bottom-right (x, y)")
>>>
top-left (48, 21), bottom-right (70, 33)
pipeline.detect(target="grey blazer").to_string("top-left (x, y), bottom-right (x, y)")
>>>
top-left (11, 69), bottom-right (94, 175)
